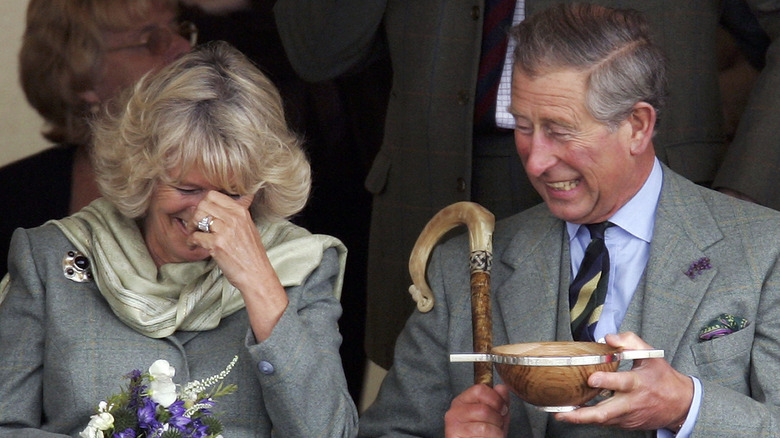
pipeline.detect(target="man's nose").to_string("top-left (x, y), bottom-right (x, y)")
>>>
top-left (520, 131), bottom-right (557, 176)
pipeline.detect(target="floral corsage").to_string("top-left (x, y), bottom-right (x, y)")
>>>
top-left (80, 355), bottom-right (238, 438)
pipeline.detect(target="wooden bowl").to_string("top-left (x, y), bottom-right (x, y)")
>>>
top-left (491, 342), bottom-right (620, 412)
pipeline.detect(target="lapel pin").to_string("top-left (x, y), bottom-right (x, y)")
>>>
top-left (684, 257), bottom-right (711, 280)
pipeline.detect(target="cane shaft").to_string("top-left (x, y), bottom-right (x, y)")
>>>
top-left (471, 270), bottom-right (493, 386)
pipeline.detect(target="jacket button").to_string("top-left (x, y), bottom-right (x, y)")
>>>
top-left (258, 360), bottom-right (275, 375)
top-left (456, 178), bottom-right (467, 192)
top-left (471, 5), bottom-right (480, 20)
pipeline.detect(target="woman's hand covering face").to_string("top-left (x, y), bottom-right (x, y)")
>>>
top-left (188, 190), bottom-right (290, 341)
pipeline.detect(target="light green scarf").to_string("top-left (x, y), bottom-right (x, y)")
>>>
top-left (1, 198), bottom-right (346, 338)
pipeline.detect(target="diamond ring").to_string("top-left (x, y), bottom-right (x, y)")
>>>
top-left (197, 215), bottom-right (214, 233)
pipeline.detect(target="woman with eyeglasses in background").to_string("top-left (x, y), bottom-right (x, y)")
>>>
top-left (0, 0), bottom-right (196, 276)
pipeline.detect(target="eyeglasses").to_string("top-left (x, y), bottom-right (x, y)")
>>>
top-left (106, 21), bottom-right (198, 55)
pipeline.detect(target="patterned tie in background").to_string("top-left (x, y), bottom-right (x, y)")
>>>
top-left (474, 0), bottom-right (517, 131)
top-left (570, 222), bottom-right (612, 342)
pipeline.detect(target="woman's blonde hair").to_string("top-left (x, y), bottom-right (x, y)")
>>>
top-left (19, 0), bottom-right (179, 145)
top-left (92, 41), bottom-right (311, 222)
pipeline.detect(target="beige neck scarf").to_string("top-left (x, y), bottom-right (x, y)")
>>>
top-left (8, 198), bottom-right (346, 338)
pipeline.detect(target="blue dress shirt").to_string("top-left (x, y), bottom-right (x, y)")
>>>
top-left (566, 158), bottom-right (701, 437)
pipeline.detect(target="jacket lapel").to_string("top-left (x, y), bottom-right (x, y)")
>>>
top-left (493, 209), bottom-right (565, 346)
top-left (627, 168), bottom-right (722, 362)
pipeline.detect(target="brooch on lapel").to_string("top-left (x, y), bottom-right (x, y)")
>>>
top-left (699, 313), bottom-right (749, 341)
top-left (63, 250), bottom-right (93, 283)
top-left (684, 257), bottom-right (711, 280)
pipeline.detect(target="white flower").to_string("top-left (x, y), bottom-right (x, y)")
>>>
top-left (79, 412), bottom-right (112, 438)
top-left (149, 379), bottom-right (177, 407)
top-left (149, 359), bottom-right (176, 380)
top-left (90, 412), bottom-right (114, 430)
top-left (79, 425), bottom-right (103, 438)
top-left (148, 359), bottom-right (178, 407)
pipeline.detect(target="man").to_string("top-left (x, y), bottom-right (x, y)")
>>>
top-left (358, 4), bottom-right (780, 436)
top-left (273, 0), bottom-right (780, 379)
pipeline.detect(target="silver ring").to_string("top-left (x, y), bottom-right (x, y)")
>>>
top-left (197, 215), bottom-right (213, 233)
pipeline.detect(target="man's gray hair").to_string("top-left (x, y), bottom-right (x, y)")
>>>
top-left (511, 3), bottom-right (667, 131)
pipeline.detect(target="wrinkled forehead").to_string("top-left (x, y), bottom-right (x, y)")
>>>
top-left (94, 0), bottom-right (178, 31)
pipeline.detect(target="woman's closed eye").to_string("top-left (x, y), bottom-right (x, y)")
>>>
top-left (174, 186), bottom-right (203, 195)
top-left (220, 191), bottom-right (243, 200)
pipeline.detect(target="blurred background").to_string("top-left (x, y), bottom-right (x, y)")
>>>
top-left (0, 0), bottom-right (48, 167)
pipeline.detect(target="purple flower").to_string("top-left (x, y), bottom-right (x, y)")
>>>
top-left (125, 370), bottom-right (145, 411)
top-left (166, 400), bottom-right (192, 430)
top-left (168, 400), bottom-right (186, 416)
top-left (136, 398), bottom-right (161, 431)
top-left (113, 428), bottom-right (136, 438)
top-left (685, 257), bottom-right (711, 279)
top-left (189, 418), bottom-right (211, 438)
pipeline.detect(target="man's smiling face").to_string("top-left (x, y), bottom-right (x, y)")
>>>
top-left (510, 68), bottom-right (643, 224)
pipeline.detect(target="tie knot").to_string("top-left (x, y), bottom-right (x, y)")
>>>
top-left (586, 221), bottom-right (611, 240)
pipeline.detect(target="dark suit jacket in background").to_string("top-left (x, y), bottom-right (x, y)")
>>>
top-left (359, 166), bottom-right (780, 437)
top-left (274, 0), bottom-right (777, 369)
top-left (0, 145), bottom-right (74, 276)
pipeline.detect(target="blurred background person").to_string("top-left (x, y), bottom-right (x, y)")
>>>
top-left (0, 0), bottom-right (195, 276)
top-left (0, 41), bottom-right (357, 437)
top-left (713, 0), bottom-right (778, 204)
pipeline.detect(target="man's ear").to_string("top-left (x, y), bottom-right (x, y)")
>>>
top-left (627, 102), bottom-right (656, 155)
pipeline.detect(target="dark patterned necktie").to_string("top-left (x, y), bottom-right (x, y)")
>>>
top-left (569, 222), bottom-right (612, 342)
top-left (474, 0), bottom-right (517, 131)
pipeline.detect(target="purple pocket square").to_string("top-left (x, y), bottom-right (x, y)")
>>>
top-left (698, 313), bottom-right (749, 341)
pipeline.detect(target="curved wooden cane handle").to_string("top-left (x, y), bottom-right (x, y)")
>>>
top-left (408, 201), bottom-right (495, 386)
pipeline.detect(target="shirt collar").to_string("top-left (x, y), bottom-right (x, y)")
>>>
top-left (567, 158), bottom-right (663, 243)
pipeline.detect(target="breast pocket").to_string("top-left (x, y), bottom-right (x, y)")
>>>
top-left (690, 324), bottom-right (754, 392)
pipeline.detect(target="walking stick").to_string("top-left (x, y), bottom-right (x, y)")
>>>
top-left (408, 202), bottom-right (495, 386)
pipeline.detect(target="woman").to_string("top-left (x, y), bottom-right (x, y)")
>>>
top-left (0, 0), bottom-right (195, 275)
top-left (0, 41), bottom-right (358, 437)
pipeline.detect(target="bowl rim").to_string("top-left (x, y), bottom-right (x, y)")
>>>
top-left (450, 344), bottom-right (663, 367)
top-left (491, 352), bottom-right (620, 366)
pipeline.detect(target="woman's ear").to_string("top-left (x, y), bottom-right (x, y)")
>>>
top-left (78, 90), bottom-right (101, 104)
top-left (77, 90), bottom-right (101, 113)
top-left (627, 102), bottom-right (656, 155)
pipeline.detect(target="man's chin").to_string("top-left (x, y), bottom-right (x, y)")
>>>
top-left (545, 203), bottom-right (590, 224)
